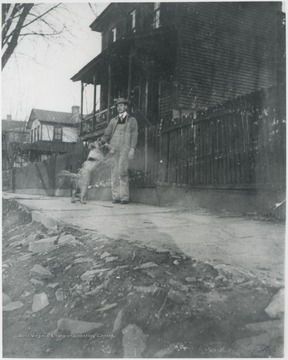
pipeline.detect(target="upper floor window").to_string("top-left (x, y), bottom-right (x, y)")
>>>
top-left (130, 9), bottom-right (136, 32)
top-left (111, 27), bottom-right (117, 43)
top-left (153, 2), bottom-right (160, 29)
top-left (54, 126), bottom-right (62, 141)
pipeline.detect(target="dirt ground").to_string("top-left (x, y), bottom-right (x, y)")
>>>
top-left (2, 199), bottom-right (284, 358)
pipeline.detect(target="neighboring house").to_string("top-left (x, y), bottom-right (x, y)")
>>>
top-left (24, 106), bottom-right (80, 162)
top-left (71, 2), bottom-right (284, 141)
top-left (2, 116), bottom-right (30, 170)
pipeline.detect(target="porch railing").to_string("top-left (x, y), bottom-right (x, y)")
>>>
top-left (81, 106), bottom-right (117, 135)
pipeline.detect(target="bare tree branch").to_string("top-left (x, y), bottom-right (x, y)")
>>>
top-left (1, 3), bottom-right (68, 70)
top-left (39, 17), bottom-right (64, 33)
top-left (20, 30), bottom-right (64, 38)
top-left (88, 3), bottom-right (98, 17)
top-left (2, 4), bottom-right (22, 46)
top-left (20, 4), bottom-right (61, 30)
top-left (2, 3), bottom-right (33, 70)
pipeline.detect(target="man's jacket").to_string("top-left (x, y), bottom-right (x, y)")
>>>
top-left (101, 114), bottom-right (138, 150)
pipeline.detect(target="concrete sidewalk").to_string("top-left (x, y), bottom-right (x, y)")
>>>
top-left (3, 192), bottom-right (285, 287)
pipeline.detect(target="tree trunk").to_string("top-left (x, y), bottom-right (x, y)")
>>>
top-left (2, 4), bottom-right (33, 70)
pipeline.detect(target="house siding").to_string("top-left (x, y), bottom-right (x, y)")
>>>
top-left (177, 2), bottom-right (281, 110)
top-left (62, 127), bottom-right (78, 142)
top-left (32, 122), bottom-right (77, 143)
top-left (159, 79), bottom-right (176, 121)
top-left (101, 4), bottom-right (137, 50)
top-left (100, 3), bottom-right (162, 50)
top-left (41, 124), bottom-right (54, 141)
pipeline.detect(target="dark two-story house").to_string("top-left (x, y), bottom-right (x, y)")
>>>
top-left (2, 116), bottom-right (30, 170)
top-left (71, 2), bottom-right (284, 141)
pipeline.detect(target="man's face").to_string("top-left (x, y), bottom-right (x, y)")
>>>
top-left (117, 103), bottom-right (127, 114)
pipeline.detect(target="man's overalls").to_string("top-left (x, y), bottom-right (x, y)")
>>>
top-left (110, 119), bottom-right (130, 201)
top-left (101, 114), bottom-right (138, 203)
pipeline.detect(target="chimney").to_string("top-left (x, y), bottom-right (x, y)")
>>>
top-left (71, 106), bottom-right (80, 122)
top-left (6, 115), bottom-right (12, 121)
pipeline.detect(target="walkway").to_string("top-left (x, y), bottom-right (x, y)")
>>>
top-left (3, 192), bottom-right (285, 287)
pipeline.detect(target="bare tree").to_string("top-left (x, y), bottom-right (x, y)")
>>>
top-left (1, 3), bottom-right (66, 70)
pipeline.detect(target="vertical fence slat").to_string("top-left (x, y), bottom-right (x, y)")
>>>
top-left (205, 121), bottom-right (208, 184)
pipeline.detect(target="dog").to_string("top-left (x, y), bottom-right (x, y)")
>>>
top-left (57, 141), bottom-right (107, 204)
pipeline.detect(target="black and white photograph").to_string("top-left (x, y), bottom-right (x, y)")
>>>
top-left (1, 1), bottom-right (286, 358)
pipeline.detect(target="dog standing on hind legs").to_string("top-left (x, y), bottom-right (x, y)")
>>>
top-left (57, 141), bottom-right (105, 204)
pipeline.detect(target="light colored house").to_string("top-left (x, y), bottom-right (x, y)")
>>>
top-left (25, 106), bottom-right (80, 162)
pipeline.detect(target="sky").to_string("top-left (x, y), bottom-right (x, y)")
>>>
top-left (1, 2), bottom-right (109, 121)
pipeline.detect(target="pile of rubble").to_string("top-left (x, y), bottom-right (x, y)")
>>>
top-left (2, 199), bottom-right (284, 358)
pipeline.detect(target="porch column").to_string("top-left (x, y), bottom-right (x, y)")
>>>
top-left (93, 75), bottom-right (97, 130)
top-left (144, 79), bottom-right (149, 118)
top-left (144, 55), bottom-right (149, 178)
top-left (80, 80), bottom-right (84, 134)
top-left (144, 126), bottom-right (148, 179)
top-left (127, 48), bottom-right (133, 100)
top-left (107, 61), bottom-right (111, 123)
top-left (158, 76), bottom-right (162, 119)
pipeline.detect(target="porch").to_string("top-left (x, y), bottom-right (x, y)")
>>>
top-left (80, 106), bottom-right (117, 140)
top-left (71, 28), bottom-right (177, 140)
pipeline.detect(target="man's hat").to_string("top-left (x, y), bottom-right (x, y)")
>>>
top-left (115, 97), bottom-right (129, 105)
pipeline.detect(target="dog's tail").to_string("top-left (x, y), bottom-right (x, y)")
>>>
top-left (57, 170), bottom-right (78, 179)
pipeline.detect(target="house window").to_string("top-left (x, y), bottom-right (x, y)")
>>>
top-left (153, 2), bottom-right (160, 29)
top-left (33, 129), bottom-right (37, 143)
top-left (54, 126), bottom-right (62, 141)
top-left (37, 126), bottom-right (40, 141)
top-left (111, 27), bottom-right (117, 42)
top-left (31, 130), bottom-right (33, 143)
top-left (130, 9), bottom-right (136, 32)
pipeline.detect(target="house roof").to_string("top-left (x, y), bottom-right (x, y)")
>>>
top-left (2, 120), bottom-right (29, 133)
top-left (71, 38), bottom-right (131, 84)
top-left (90, 3), bottom-right (122, 32)
top-left (71, 30), bottom-right (174, 84)
top-left (71, 50), bottom-right (107, 84)
top-left (27, 109), bottom-right (78, 129)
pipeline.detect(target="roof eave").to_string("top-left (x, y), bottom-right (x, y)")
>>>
top-left (89, 3), bottom-right (114, 32)
top-left (27, 109), bottom-right (36, 129)
top-left (71, 51), bottom-right (106, 83)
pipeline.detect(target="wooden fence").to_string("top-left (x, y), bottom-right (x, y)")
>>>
top-left (14, 85), bottom-right (283, 193)
top-left (130, 86), bottom-right (286, 189)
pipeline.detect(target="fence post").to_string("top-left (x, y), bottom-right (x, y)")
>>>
top-left (11, 168), bottom-right (16, 193)
top-left (144, 126), bottom-right (148, 180)
top-left (107, 61), bottom-right (112, 123)
top-left (80, 81), bottom-right (84, 134)
top-left (93, 75), bottom-right (97, 130)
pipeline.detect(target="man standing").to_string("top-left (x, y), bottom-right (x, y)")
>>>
top-left (100, 98), bottom-right (138, 204)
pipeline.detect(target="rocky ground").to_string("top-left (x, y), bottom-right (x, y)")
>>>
top-left (2, 198), bottom-right (284, 358)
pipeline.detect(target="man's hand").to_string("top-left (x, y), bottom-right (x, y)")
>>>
top-left (128, 148), bottom-right (135, 160)
top-left (102, 143), bottom-right (114, 153)
top-left (98, 137), bottom-right (106, 145)
top-left (88, 142), bottom-right (96, 150)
